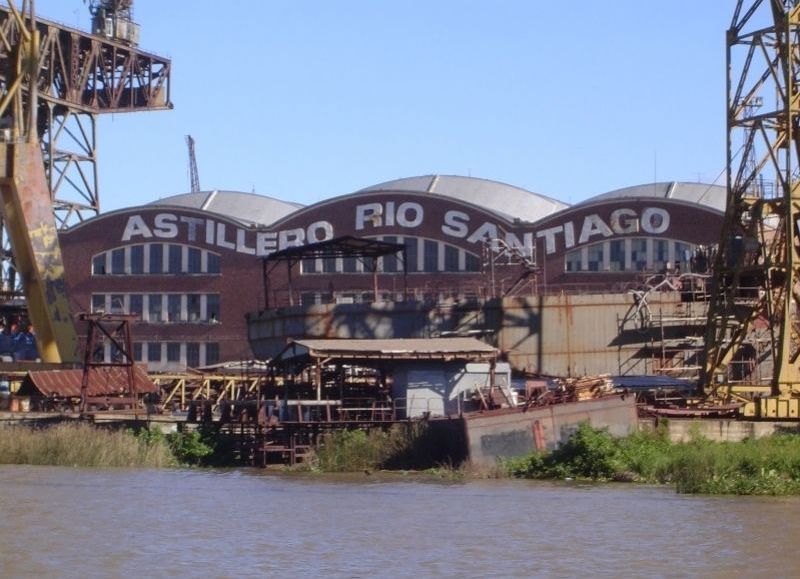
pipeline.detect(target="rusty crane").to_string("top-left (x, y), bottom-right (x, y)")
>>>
top-left (0, 0), bottom-right (171, 363)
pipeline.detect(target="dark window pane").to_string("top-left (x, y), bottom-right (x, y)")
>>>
top-left (133, 343), bottom-right (143, 362)
top-left (206, 294), bottom-right (220, 322)
top-left (167, 295), bottom-right (182, 322)
top-left (188, 248), bottom-right (202, 274)
top-left (444, 245), bottom-right (459, 272)
top-left (130, 246), bottom-right (144, 274)
top-left (129, 294), bottom-right (143, 318)
top-left (207, 252), bottom-right (220, 274)
top-left (404, 238), bottom-right (418, 273)
top-left (383, 237), bottom-right (398, 273)
top-left (148, 294), bottom-right (163, 322)
top-left (92, 294), bottom-right (105, 313)
top-left (423, 240), bottom-right (438, 273)
top-left (92, 254), bottom-right (106, 275)
top-left (111, 248), bottom-right (125, 274)
top-left (109, 294), bottom-right (125, 313)
top-left (148, 342), bottom-right (161, 362)
top-left (187, 294), bottom-right (201, 322)
top-left (168, 245), bottom-right (182, 274)
top-left (205, 343), bottom-right (220, 365)
top-left (186, 343), bottom-right (200, 368)
top-left (167, 342), bottom-right (181, 362)
top-left (149, 244), bottom-right (163, 274)
top-left (465, 252), bottom-right (480, 272)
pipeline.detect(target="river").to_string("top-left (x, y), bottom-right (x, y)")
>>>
top-left (0, 465), bottom-right (797, 578)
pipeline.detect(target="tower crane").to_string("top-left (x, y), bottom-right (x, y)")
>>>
top-left (701, 0), bottom-right (800, 419)
top-left (186, 135), bottom-right (200, 193)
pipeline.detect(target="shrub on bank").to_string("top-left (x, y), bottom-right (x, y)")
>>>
top-left (503, 423), bottom-right (800, 495)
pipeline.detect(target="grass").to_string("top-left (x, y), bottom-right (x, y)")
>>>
top-left (0, 423), bottom-right (175, 468)
top-left (0, 423), bottom-right (215, 468)
top-left (502, 422), bottom-right (800, 495)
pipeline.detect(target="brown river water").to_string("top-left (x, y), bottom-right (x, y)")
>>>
top-left (0, 465), bottom-right (798, 578)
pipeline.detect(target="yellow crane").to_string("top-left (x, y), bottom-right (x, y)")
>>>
top-left (701, 0), bottom-right (800, 418)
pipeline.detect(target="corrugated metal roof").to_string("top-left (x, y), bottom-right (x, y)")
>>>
top-left (280, 338), bottom-right (497, 361)
top-left (356, 175), bottom-right (568, 223)
top-left (148, 190), bottom-right (304, 226)
top-left (23, 366), bottom-right (158, 397)
top-left (578, 181), bottom-right (726, 213)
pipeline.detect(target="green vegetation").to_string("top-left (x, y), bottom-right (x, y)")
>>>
top-left (312, 423), bottom-right (441, 472)
top-left (503, 422), bottom-right (800, 495)
top-left (0, 423), bottom-right (216, 468)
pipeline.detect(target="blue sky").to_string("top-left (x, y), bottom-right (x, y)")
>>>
top-left (36, 1), bottom-right (732, 212)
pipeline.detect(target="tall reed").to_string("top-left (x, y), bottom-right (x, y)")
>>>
top-left (0, 423), bottom-right (174, 468)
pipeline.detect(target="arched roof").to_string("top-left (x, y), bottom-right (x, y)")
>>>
top-left (148, 190), bottom-right (304, 226)
top-left (356, 175), bottom-right (568, 222)
top-left (578, 182), bottom-right (726, 213)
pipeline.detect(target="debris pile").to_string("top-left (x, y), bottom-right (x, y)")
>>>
top-left (524, 375), bottom-right (617, 409)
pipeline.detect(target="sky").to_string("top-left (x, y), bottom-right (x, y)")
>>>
top-left (33, 1), bottom-right (733, 213)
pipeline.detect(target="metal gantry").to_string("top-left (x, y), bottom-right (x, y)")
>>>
top-left (0, 3), bottom-right (171, 292)
top-left (701, 0), bottom-right (800, 410)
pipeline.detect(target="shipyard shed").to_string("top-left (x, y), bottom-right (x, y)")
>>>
top-left (273, 337), bottom-right (513, 418)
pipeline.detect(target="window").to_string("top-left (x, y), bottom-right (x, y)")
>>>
top-left (167, 294), bottom-right (182, 322)
top-left (91, 294), bottom-right (105, 313)
top-left (631, 239), bottom-right (648, 271)
top-left (675, 242), bottom-right (692, 272)
top-left (322, 257), bottom-right (336, 273)
top-left (92, 254), bottom-right (106, 275)
top-left (206, 294), bottom-right (220, 323)
top-left (187, 247), bottom-right (202, 274)
top-left (342, 257), bottom-right (358, 273)
top-left (147, 342), bottom-right (162, 362)
top-left (565, 249), bottom-right (582, 272)
top-left (587, 244), bottom-right (604, 272)
top-left (653, 240), bottom-right (669, 272)
top-left (167, 342), bottom-right (181, 362)
top-left (609, 240), bottom-right (625, 272)
top-left (129, 294), bottom-right (143, 319)
top-left (444, 245), bottom-right (459, 272)
top-left (383, 237), bottom-right (398, 273)
top-left (186, 343), bottom-right (200, 368)
top-left (207, 252), bottom-right (220, 274)
top-left (168, 245), bottom-right (182, 274)
top-left (133, 343), bottom-right (143, 362)
top-left (205, 343), bottom-right (220, 365)
top-left (404, 238), bottom-right (419, 272)
top-left (465, 252), bottom-right (481, 272)
top-left (111, 248), bottom-right (125, 274)
top-left (149, 244), bottom-right (163, 274)
top-left (110, 294), bottom-right (125, 313)
top-left (187, 294), bottom-right (201, 322)
top-left (423, 240), bottom-right (439, 272)
top-left (148, 294), bottom-right (164, 322)
top-left (130, 246), bottom-right (144, 275)
top-left (302, 258), bottom-right (318, 274)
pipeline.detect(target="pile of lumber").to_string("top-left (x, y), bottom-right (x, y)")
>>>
top-left (553, 374), bottom-right (615, 402)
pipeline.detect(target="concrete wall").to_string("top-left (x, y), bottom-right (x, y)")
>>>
top-left (644, 418), bottom-right (800, 443)
top-left (462, 395), bottom-right (638, 466)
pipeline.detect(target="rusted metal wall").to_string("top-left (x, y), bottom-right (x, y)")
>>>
top-left (462, 395), bottom-right (638, 466)
top-left (499, 293), bottom-right (704, 377)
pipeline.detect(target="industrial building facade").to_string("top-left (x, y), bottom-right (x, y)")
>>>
top-left (58, 176), bottom-right (725, 371)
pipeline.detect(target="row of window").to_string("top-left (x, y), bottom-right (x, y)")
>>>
top-left (301, 236), bottom-right (481, 275)
top-left (564, 238), bottom-right (693, 273)
top-left (105, 341), bottom-right (220, 368)
top-left (91, 293), bottom-right (221, 324)
top-left (92, 243), bottom-right (221, 276)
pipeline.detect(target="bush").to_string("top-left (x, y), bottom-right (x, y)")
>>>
top-left (166, 428), bottom-right (214, 466)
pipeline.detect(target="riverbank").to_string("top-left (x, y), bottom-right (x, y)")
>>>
top-left (503, 422), bottom-right (800, 495)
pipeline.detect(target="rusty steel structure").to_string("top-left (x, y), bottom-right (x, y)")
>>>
top-left (79, 312), bottom-right (139, 412)
top-left (0, 1), bottom-right (171, 294)
top-left (701, 0), bottom-right (800, 416)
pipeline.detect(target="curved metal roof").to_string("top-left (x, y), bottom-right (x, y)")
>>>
top-left (578, 182), bottom-right (726, 212)
top-left (148, 190), bottom-right (304, 226)
top-left (357, 175), bottom-right (568, 222)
